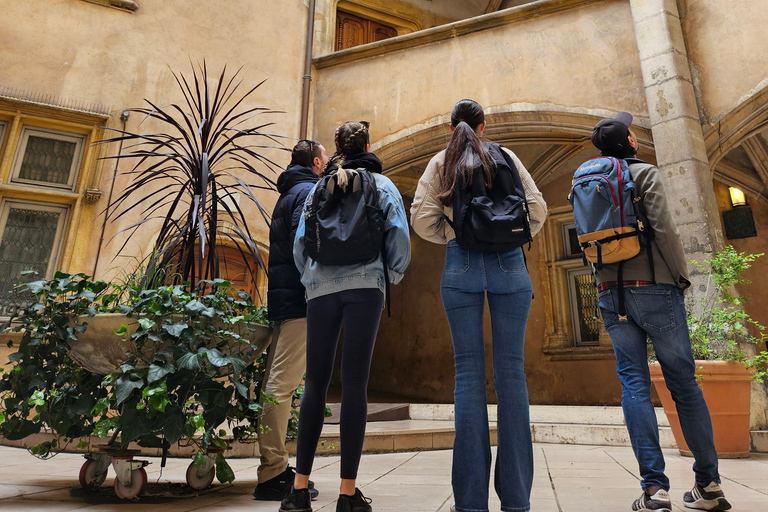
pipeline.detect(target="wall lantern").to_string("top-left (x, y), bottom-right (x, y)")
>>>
top-left (723, 186), bottom-right (756, 239)
top-left (728, 186), bottom-right (748, 207)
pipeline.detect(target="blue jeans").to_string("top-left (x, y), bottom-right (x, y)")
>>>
top-left (440, 240), bottom-right (533, 512)
top-left (598, 283), bottom-right (720, 490)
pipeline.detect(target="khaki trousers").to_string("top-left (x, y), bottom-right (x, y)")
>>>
top-left (257, 317), bottom-right (307, 483)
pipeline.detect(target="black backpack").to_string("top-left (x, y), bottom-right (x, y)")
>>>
top-left (304, 169), bottom-right (391, 314)
top-left (449, 143), bottom-right (532, 252)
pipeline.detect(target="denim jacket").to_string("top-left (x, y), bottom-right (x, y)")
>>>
top-left (293, 173), bottom-right (411, 301)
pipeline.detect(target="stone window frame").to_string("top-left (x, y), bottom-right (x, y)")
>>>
top-left (10, 126), bottom-right (86, 192)
top-left (0, 97), bottom-right (109, 293)
top-left (539, 205), bottom-right (614, 361)
top-left (80, 0), bottom-right (139, 12)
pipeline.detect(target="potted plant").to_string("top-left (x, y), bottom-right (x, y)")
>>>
top-left (650, 246), bottom-right (768, 458)
top-left (0, 63), bottom-right (287, 496)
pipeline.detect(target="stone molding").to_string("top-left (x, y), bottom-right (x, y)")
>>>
top-left (81, 0), bottom-right (139, 12)
top-left (314, 0), bottom-right (596, 69)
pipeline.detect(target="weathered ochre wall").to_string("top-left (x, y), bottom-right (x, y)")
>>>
top-left (0, 0), bottom-right (309, 279)
top-left (311, 0), bottom-right (646, 148)
top-left (679, 0), bottom-right (768, 125)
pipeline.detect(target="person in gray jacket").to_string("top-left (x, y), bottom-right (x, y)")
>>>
top-left (589, 113), bottom-right (731, 512)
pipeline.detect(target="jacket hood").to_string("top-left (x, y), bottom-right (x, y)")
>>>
top-left (277, 163), bottom-right (319, 194)
top-left (341, 152), bottom-right (383, 174)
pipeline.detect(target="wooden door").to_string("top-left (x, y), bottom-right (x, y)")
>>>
top-left (336, 10), bottom-right (397, 51)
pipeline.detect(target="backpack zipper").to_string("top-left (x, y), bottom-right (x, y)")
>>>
top-left (612, 157), bottom-right (625, 227)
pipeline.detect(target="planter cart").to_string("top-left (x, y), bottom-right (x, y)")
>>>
top-left (66, 314), bottom-right (273, 498)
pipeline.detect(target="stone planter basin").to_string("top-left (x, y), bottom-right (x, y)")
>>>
top-left (68, 313), bottom-right (273, 375)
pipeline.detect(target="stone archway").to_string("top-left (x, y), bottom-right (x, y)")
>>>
top-left (364, 108), bottom-right (654, 404)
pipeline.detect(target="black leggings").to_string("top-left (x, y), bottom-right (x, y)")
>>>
top-left (295, 288), bottom-right (384, 479)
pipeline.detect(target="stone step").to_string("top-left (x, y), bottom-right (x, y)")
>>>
top-left (410, 404), bottom-right (670, 427)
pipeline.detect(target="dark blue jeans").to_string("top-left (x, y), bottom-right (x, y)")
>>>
top-left (598, 283), bottom-right (720, 490)
top-left (440, 240), bottom-right (533, 512)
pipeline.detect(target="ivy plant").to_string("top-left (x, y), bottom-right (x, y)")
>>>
top-left (0, 272), bottom-right (272, 483)
top-left (688, 246), bottom-right (768, 382)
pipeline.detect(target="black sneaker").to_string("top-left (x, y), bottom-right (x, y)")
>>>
top-left (254, 466), bottom-right (319, 501)
top-left (336, 488), bottom-right (372, 512)
top-left (683, 482), bottom-right (732, 511)
top-left (279, 485), bottom-right (312, 512)
top-left (632, 488), bottom-right (672, 512)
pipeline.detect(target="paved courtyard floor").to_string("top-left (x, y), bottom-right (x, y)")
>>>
top-left (0, 444), bottom-right (766, 511)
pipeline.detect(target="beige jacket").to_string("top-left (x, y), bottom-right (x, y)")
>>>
top-left (410, 147), bottom-right (548, 244)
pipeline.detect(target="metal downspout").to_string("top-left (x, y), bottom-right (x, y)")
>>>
top-left (299, 0), bottom-right (317, 140)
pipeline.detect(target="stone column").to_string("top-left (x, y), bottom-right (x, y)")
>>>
top-left (630, 0), bottom-right (768, 430)
top-left (628, 0), bottom-right (724, 300)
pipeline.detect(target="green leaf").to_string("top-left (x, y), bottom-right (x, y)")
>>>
top-left (215, 453), bottom-right (235, 483)
top-left (177, 352), bottom-right (201, 370)
top-left (114, 324), bottom-right (128, 336)
top-left (0, 411), bottom-right (5, 424)
top-left (164, 321), bottom-right (189, 337)
top-left (212, 437), bottom-right (227, 450)
top-left (203, 348), bottom-right (229, 367)
top-left (191, 413), bottom-right (205, 432)
top-left (149, 394), bottom-right (171, 413)
top-left (75, 440), bottom-right (89, 450)
top-left (185, 300), bottom-right (207, 314)
top-left (94, 417), bottom-right (119, 438)
top-left (90, 397), bottom-right (109, 416)
top-left (141, 381), bottom-right (167, 398)
top-left (115, 374), bottom-right (144, 405)
top-left (138, 318), bottom-right (156, 330)
top-left (193, 450), bottom-right (206, 467)
top-left (147, 363), bottom-right (175, 383)
top-left (28, 390), bottom-right (46, 407)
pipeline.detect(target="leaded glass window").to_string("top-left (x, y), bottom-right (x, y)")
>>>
top-left (11, 128), bottom-right (84, 190)
top-left (0, 202), bottom-right (68, 317)
top-left (567, 267), bottom-right (600, 346)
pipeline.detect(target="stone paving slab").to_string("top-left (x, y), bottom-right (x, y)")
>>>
top-left (0, 444), bottom-right (766, 511)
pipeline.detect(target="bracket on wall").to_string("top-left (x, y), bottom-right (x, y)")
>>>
top-left (81, 0), bottom-right (139, 12)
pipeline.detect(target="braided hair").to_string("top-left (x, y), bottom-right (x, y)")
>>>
top-left (325, 121), bottom-right (370, 174)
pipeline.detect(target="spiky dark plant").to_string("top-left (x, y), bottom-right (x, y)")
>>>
top-left (100, 62), bottom-right (284, 291)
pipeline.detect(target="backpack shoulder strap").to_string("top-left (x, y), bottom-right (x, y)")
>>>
top-left (496, 144), bottom-right (533, 249)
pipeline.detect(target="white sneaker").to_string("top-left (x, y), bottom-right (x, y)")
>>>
top-left (683, 482), bottom-right (732, 511)
top-left (632, 488), bottom-right (672, 512)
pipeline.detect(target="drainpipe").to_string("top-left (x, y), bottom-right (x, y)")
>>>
top-left (92, 110), bottom-right (129, 278)
top-left (299, 0), bottom-right (317, 139)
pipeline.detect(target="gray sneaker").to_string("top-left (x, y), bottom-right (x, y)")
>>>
top-left (683, 482), bottom-right (732, 511)
top-left (632, 488), bottom-right (672, 512)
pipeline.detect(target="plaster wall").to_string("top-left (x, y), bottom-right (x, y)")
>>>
top-left (0, 0), bottom-right (310, 279)
top-left (679, 0), bottom-right (768, 125)
top-left (311, 0), bottom-right (647, 149)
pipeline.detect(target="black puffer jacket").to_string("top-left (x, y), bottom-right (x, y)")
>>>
top-left (267, 163), bottom-right (318, 321)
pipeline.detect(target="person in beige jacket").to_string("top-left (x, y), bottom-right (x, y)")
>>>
top-left (410, 99), bottom-right (547, 512)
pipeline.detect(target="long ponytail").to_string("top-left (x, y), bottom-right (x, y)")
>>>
top-left (438, 100), bottom-right (493, 206)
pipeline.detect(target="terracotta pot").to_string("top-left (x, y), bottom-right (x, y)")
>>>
top-left (649, 360), bottom-right (752, 458)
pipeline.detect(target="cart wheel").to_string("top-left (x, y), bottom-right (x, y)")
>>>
top-left (79, 459), bottom-right (108, 488)
top-left (186, 462), bottom-right (216, 490)
top-left (113, 467), bottom-right (147, 499)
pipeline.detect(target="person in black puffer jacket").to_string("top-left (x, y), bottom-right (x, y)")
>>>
top-left (254, 140), bottom-right (328, 502)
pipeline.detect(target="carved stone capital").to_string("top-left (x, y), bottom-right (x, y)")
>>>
top-left (84, 188), bottom-right (103, 204)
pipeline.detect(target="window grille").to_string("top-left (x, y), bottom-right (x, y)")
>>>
top-left (567, 267), bottom-right (600, 346)
top-left (11, 128), bottom-right (84, 190)
top-left (0, 202), bottom-right (68, 317)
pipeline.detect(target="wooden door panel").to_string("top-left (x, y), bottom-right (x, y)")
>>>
top-left (336, 10), bottom-right (397, 51)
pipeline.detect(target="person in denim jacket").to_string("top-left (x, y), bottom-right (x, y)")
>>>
top-left (280, 121), bottom-right (410, 512)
